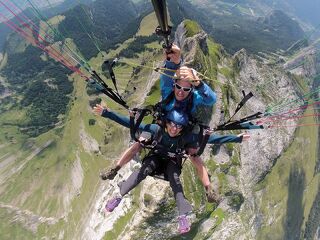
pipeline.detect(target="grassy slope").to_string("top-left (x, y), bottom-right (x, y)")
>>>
top-left (256, 109), bottom-right (320, 239)
top-left (1, 10), bottom-right (317, 239)
top-left (0, 10), bottom-right (163, 240)
top-left (136, 12), bottom-right (158, 36)
top-left (127, 20), bottom-right (232, 240)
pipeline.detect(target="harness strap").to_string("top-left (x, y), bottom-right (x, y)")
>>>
top-left (89, 70), bottom-right (129, 109)
top-left (194, 126), bottom-right (210, 156)
top-left (215, 112), bottom-right (263, 131)
top-left (129, 108), bottom-right (152, 141)
top-left (226, 91), bottom-right (254, 123)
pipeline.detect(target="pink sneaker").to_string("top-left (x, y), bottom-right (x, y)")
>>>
top-left (178, 215), bottom-right (190, 234)
top-left (105, 197), bottom-right (122, 212)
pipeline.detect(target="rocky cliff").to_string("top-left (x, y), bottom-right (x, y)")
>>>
top-left (87, 20), bottom-right (318, 240)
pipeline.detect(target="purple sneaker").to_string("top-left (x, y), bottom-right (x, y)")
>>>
top-left (178, 215), bottom-right (190, 234)
top-left (105, 197), bottom-right (122, 212)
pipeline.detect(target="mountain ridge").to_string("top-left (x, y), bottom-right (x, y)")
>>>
top-left (0, 2), bottom-right (319, 239)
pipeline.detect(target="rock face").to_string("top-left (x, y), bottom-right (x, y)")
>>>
top-left (175, 23), bottom-right (209, 66)
top-left (262, 10), bottom-right (305, 41)
top-left (234, 49), bottom-right (298, 184)
top-left (82, 21), bottom-right (316, 240)
top-left (209, 51), bottom-right (299, 239)
top-left (284, 40), bottom-right (320, 78)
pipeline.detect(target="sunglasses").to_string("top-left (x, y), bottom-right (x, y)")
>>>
top-left (174, 83), bottom-right (192, 92)
top-left (168, 121), bottom-right (184, 129)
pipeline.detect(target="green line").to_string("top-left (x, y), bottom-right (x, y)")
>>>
top-left (266, 78), bottom-right (320, 113)
top-left (267, 97), bottom-right (320, 117)
top-left (76, 0), bottom-right (103, 55)
top-left (46, 0), bottom-right (91, 71)
top-left (24, 0), bottom-right (92, 72)
top-left (72, 3), bottom-right (102, 54)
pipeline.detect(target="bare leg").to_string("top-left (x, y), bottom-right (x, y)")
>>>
top-left (188, 149), bottom-right (221, 203)
top-left (116, 142), bottom-right (142, 168)
top-left (187, 149), bottom-right (210, 188)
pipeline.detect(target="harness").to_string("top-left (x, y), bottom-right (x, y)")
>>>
top-left (142, 126), bottom-right (189, 181)
top-left (132, 120), bottom-right (188, 163)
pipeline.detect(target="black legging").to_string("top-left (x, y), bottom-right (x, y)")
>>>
top-left (119, 154), bottom-right (192, 216)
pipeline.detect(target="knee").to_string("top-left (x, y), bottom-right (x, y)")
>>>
top-left (140, 160), bottom-right (157, 177)
top-left (168, 172), bottom-right (182, 186)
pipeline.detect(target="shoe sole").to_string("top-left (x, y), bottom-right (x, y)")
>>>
top-left (179, 227), bottom-right (190, 234)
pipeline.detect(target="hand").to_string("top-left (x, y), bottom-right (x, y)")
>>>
top-left (204, 128), bottom-right (214, 135)
top-left (190, 68), bottom-right (201, 87)
top-left (164, 44), bottom-right (181, 64)
top-left (237, 133), bottom-right (250, 141)
top-left (176, 66), bottom-right (201, 87)
top-left (93, 104), bottom-right (107, 116)
top-left (205, 185), bottom-right (222, 204)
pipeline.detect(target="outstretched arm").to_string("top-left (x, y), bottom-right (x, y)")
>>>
top-left (208, 133), bottom-right (250, 144)
top-left (93, 104), bottom-right (158, 135)
top-left (93, 104), bottom-right (132, 128)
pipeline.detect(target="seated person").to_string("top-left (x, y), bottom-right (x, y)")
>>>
top-left (100, 44), bottom-right (217, 186)
top-left (94, 105), bottom-right (249, 234)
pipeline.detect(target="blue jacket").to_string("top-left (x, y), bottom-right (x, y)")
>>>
top-left (102, 109), bottom-right (243, 153)
top-left (160, 61), bottom-right (216, 116)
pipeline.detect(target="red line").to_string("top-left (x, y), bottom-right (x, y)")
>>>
top-left (3, 0), bottom-right (50, 40)
top-left (0, 0), bottom-right (79, 73)
top-left (259, 101), bottom-right (320, 123)
top-left (0, 12), bottom-right (89, 80)
top-left (261, 112), bottom-right (320, 123)
top-left (268, 123), bottom-right (320, 129)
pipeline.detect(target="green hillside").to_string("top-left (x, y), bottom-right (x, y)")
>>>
top-left (0, 8), bottom-right (163, 239)
top-left (183, 0), bottom-right (305, 54)
top-left (0, 1), bottom-right (319, 239)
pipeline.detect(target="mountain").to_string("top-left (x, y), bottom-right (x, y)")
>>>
top-left (190, 0), bottom-right (320, 43)
top-left (58, 0), bottom-right (142, 59)
top-left (0, 0), bottom-right (93, 51)
top-left (0, 3), bottom-right (164, 239)
top-left (184, 0), bottom-right (305, 54)
top-left (0, 1), bottom-right (319, 239)
top-left (0, 0), bottom-right (64, 16)
top-left (261, 0), bottom-right (320, 27)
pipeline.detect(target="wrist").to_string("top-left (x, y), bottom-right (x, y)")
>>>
top-left (101, 108), bottom-right (109, 116)
top-left (165, 59), bottom-right (181, 69)
top-left (194, 81), bottom-right (203, 88)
